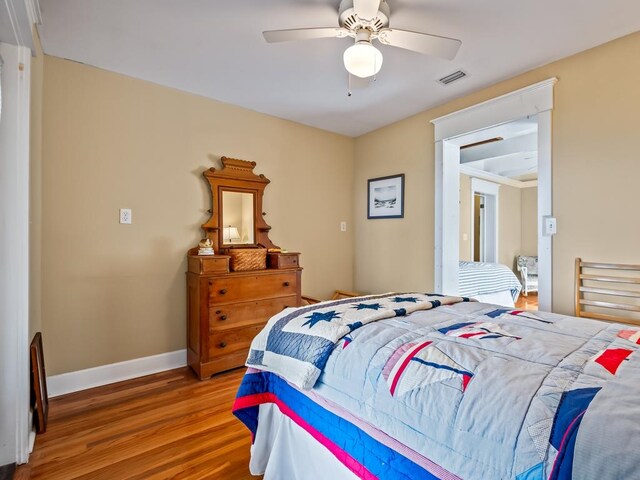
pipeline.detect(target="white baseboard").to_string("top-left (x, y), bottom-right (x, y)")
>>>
top-left (47, 349), bottom-right (187, 398)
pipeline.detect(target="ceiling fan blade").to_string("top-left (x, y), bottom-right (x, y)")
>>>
top-left (263, 27), bottom-right (350, 43)
top-left (353, 0), bottom-right (381, 20)
top-left (377, 28), bottom-right (461, 60)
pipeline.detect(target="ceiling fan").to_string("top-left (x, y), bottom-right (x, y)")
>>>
top-left (263, 0), bottom-right (462, 79)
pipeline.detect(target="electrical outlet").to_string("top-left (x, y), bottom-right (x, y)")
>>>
top-left (340, 221), bottom-right (347, 232)
top-left (119, 208), bottom-right (132, 224)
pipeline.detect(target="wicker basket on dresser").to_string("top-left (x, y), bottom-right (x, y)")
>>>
top-left (187, 156), bottom-right (302, 380)
top-left (187, 250), bottom-right (301, 379)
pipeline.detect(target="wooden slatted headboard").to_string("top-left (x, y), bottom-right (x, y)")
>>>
top-left (575, 258), bottom-right (640, 326)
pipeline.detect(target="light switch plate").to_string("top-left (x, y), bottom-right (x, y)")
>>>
top-left (543, 216), bottom-right (556, 236)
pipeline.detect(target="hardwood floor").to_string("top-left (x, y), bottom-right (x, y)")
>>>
top-left (515, 292), bottom-right (538, 310)
top-left (15, 368), bottom-right (258, 480)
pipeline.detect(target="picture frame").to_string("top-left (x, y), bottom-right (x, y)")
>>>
top-left (30, 332), bottom-right (49, 433)
top-left (367, 174), bottom-right (405, 219)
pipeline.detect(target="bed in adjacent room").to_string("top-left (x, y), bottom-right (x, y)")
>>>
top-left (234, 293), bottom-right (640, 480)
top-left (458, 261), bottom-right (522, 307)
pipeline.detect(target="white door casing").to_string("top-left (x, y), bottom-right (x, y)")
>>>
top-left (0, 42), bottom-right (32, 466)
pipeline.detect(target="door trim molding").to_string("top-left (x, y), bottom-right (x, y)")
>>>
top-left (431, 78), bottom-right (557, 141)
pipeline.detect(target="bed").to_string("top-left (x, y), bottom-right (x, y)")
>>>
top-left (458, 261), bottom-right (522, 307)
top-left (233, 293), bottom-right (640, 480)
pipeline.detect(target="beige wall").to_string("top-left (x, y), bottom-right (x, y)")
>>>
top-left (354, 31), bottom-right (640, 315)
top-left (354, 114), bottom-right (433, 294)
top-left (521, 187), bottom-right (538, 256)
top-left (459, 175), bottom-right (471, 261)
top-left (41, 56), bottom-right (355, 375)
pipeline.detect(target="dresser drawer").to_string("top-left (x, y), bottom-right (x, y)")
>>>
top-left (209, 296), bottom-right (297, 332)
top-left (208, 325), bottom-right (263, 358)
top-left (188, 254), bottom-right (230, 274)
top-left (267, 252), bottom-right (300, 269)
top-left (208, 272), bottom-right (297, 304)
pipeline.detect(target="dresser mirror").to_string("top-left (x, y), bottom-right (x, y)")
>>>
top-left (221, 190), bottom-right (255, 245)
top-left (201, 157), bottom-right (277, 252)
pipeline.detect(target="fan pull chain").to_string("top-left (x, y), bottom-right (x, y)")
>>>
top-left (347, 73), bottom-right (352, 97)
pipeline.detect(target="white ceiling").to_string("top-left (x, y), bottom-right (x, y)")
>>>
top-left (461, 117), bottom-right (538, 181)
top-left (37, 0), bottom-right (640, 137)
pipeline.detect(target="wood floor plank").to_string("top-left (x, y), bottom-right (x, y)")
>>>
top-left (16, 368), bottom-right (260, 479)
top-left (515, 292), bottom-right (538, 310)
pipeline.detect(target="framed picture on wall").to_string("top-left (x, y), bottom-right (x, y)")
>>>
top-left (367, 174), bottom-right (404, 219)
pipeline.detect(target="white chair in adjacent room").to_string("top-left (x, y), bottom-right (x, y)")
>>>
top-left (517, 255), bottom-right (539, 296)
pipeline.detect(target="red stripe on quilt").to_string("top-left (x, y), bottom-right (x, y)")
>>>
top-left (389, 341), bottom-right (432, 396)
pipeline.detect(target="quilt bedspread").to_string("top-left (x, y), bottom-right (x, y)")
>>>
top-left (246, 293), bottom-right (471, 389)
top-left (234, 299), bottom-right (640, 480)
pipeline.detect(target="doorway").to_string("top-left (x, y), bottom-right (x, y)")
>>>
top-left (468, 177), bottom-right (499, 264)
top-left (473, 194), bottom-right (484, 262)
top-left (432, 78), bottom-right (556, 311)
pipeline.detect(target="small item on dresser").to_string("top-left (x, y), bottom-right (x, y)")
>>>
top-left (198, 238), bottom-right (215, 256)
top-left (267, 252), bottom-right (300, 269)
top-left (228, 247), bottom-right (267, 271)
top-left (267, 248), bottom-right (282, 253)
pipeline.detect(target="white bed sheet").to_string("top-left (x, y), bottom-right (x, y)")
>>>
top-left (470, 289), bottom-right (515, 308)
top-left (251, 403), bottom-right (358, 480)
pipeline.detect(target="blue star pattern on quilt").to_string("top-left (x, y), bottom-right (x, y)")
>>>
top-left (392, 296), bottom-right (419, 303)
top-left (353, 303), bottom-right (383, 311)
top-left (302, 310), bottom-right (342, 328)
top-left (348, 321), bottom-right (363, 331)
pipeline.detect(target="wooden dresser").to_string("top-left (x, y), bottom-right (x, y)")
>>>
top-left (187, 252), bottom-right (301, 379)
top-left (187, 157), bottom-right (302, 380)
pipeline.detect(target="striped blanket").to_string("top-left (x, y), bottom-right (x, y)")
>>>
top-left (245, 293), bottom-right (471, 389)
top-left (458, 261), bottom-right (522, 301)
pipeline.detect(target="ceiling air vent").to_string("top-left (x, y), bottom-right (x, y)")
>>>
top-left (438, 70), bottom-right (468, 86)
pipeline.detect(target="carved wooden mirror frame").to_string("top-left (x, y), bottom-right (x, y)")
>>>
top-left (202, 157), bottom-right (277, 253)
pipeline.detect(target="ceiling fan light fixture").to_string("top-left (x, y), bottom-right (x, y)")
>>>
top-left (343, 41), bottom-right (383, 78)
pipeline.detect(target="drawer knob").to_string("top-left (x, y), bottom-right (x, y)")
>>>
top-left (219, 342), bottom-right (227, 348)
top-left (219, 315), bottom-right (227, 321)
top-left (283, 281), bottom-right (290, 287)
top-left (219, 289), bottom-right (227, 295)
top-left (215, 310), bottom-right (221, 314)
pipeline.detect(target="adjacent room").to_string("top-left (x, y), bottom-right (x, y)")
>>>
top-left (457, 117), bottom-right (539, 310)
top-left (2, 0), bottom-right (640, 479)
